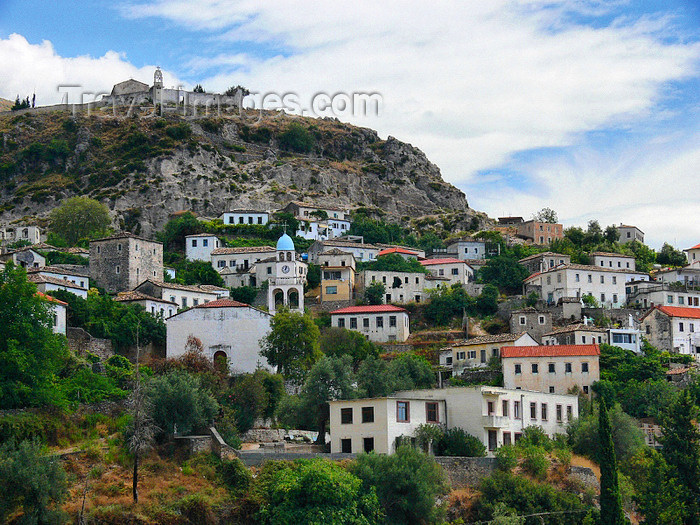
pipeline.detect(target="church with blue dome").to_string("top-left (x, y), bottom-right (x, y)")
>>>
top-left (267, 233), bottom-right (307, 313)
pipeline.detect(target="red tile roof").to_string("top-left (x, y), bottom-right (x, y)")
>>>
top-left (378, 247), bottom-right (420, 257)
top-left (686, 243), bottom-right (700, 251)
top-left (654, 306), bottom-right (700, 320)
top-left (194, 298), bottom-right (251, 308)
top-left (420, 258), bottom-right (464, 266)
top-left (501, 344), bottom-right (600, 358)
top-left (36, 291), bottom-right (67, 306)
top-left (330, 304), bottom-right (407, 315)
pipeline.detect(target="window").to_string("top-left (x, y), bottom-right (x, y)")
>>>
top-left (502, 400), bottom-right (509, 417)
top-left (115, 265), bottom-right (120, 274)
top-left (397, 401), bottom-right (409, 422)
top-left (679, 322), bottom-right (685, 332)
top-left (389, 316), bottom-right (397, 327)
top-left (488, 401), bottom-right (495, 415)
top-left (548, 363), bottom-right (555, 373)
top-left (600, 276), bottom-right (605, 284)
top-left (539, 316), bottom-right (545, 325)
top-left (546, 276), bottom-right (551, 285)
top-left (182, 297), bottom-right (187, 308)
top-left (117, 243), bottom-right (122, 252)
top-left (258, 217), bottom-right (263, 224)
top-left (668, 295), bottom-right (674, 304)
top-left (350, 318), bottom-right (357, 329)
top-left (363, 318), bottom-right (370, 329)
top-left (575, 273), bottom-right (580, 282)
top-left (503, 432), bottom-right (512, 445)
top-left (557, 274), bottom-right (561, 283)
top-left (514, 364), bottom-right (522, 375)
top-left (439, 269), bottom-right (444, 276)
top-left (556, 405), bottom-right (563, 422)
top-left (514, 401), bottom-right (521, 419)
top-left (363, 437), bottom-right (375, 453)
top-left (530, 402), bottom-right (537, 420)
top-left (480, 349), bottom-right (487, 364)
top-left (468, 350), bottom-right (477, 359)
top-left (519, 315), bottom-right (526, 325)
top-left (613, 294), bottom-right (618, 303)
top-left (267, 267), bottom-right (272, 275)
top-left (588, 274), bottom-right (592, 283)
top-left (426, 402), bottom-right (439, 423)
top-left (612, 276), bottom-right (617, 284)
top-left (541, 403), bottom-right (548, 421)
top-left (376, 316), bottom-right (384, 328)
top-left (97, 246), bottom-right (101, 254)
top-left (582, 335), bottom-right (587, 344)
top-left (583, 385), bottom-right (589, 394)
top-left (192, 239), bottom-right (198, 247)
top-left (362, 407), bottom-right (375, 423)
top-left (582, 362), bottom-right (589, 373)
top-left (679, 296), bottom-right (685, 305)
top-left (338, 318), bottom-right (346, 328)
top-left (566, 405), bottom-right (573, 420)
top-left (549, 386), bottom-right (555, 393)
top-left (341, 438), bottom-right (352, 453)
top-left (170, 296), bottom-right (176, 303)
top-left (531, 363), bottom-right (539, 374)
top-left (452, 268), bottom-right (459, 275)
top-left (193, 299), bottom-right (199, 306)
top-left (341, 408), bottom-right (353, 424)
top-left (457, 351), bottom-right (466, 360)
top-left (565, 362), bottom-right (572, 373)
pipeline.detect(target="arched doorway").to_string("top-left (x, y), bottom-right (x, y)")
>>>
top-left (288, 288), bottom-right (299, 309)
top-left (213, 350), bottom-right (228, 373)
top-left (273, 288), bottom-right (285, 308)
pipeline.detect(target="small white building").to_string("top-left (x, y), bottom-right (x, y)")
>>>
top-left (501, 344), bottom-right (600, 395)
top-left (542, 323), bottom-right (607, 346)
top-left (608, 327), bottom-right (642, 353)
top-left (166, 298), bottom-right (272, 374)
top-left (626, 279), bottom-right (700, 309)
top-left (363, 270), bottom-right (426, 304)
top-left (590, 252), bottom-right (636, 271)
top-left (656, 266), bottom-right (700, 288)
top-left (330, 304), bottom-right (410, 342)
top-left (686, 243), bottom-right (700, 267)
top-left (185, 233), bottom-right (222, 262)
top-left (296, 218), bottom-right (351, 241)
top-left (220, 209), bottom-right (270, 226)
top-left (329, 386), bottom-right (578, 454)
top-left (0, 225), bottom-right (43, 246)
top-left (519, 252), bottom-right (571, 275)
top-left (616, 225), bottom-right (644, 245)
top-left (134, 280), bottom-right (221, 310)
top-left (37, 292), bottom-right (67, 335)
top-left (211, 246), bottom-right (276, 273)
top-left (307, 239), bottom-right (380, 263)
top-left (27, 273), bottom-right (88, 299)
top-left (446, 238), bottom-right (487, 261)
top-left (26, 266), bottom-right (89, 298)
top-left (114, 291), bottom-right (179, 318)
top-left (419, 258), bottom-right (474, 285)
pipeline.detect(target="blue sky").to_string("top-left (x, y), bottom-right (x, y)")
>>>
top-left (1, 0), bottom-right (699, 249)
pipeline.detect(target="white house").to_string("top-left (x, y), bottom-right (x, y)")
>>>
top-left (446, 238), bottom-right (487, 261)
top-left (626, 279), bottom-right (700, 309)
top-left (134, 280), bottom-right (221, 310)
top-left (519, 252), bottom-right (571, 275)
top-left (185, 233), bottom-right (222, 262)
top-left (166, 298), bottom-right (272, 374)
top-left (220, 209), bottom-right (270, 226)
top-left (27, 273), bottom-right (88, 300)
top-left (329, 386), bottom-right (578, 454)
top-left (37, 292), bottom-right (67, 335)
top-left (451, 333), bottom-right (539, 374)
top-left (211, 246), bottom-right (276, 273)
top-left (608, 327), bottom-right (642, 354)
top-left (363, 270), bottom-right (426, 304)
top-left (616, 225), bottom-right (644, 245)
top-left (541, 323), bottom-right (607, 346)
top-left (419, 258), bottom-right (474, 285)
top-left (26, 266), bottom-right (89, 298)
top-left (114, 291), bottom-right (179, 318)
top-left (590, 252), bottom-right (636, 271)
top-left (685, 243), bottom-right (700, 267)
top-left (501, 344), bottom-right (600, 395)
top-left (641, 306), bottom-right (700, 357)
top-left (296, 218), bottom-right (351, 241)
top-left (524, 264), bottom-right (649, 307)
top-left (330, 304), bottom-right (410, 343)
top-left (0, 247), bottom-right (45, 269)
top-left (656, 266), bottom-right (700, 288)
top-left (307, 239), bottom-right (380, 263)
top-left (281, 201), bottom-right (349, 221)
top-left (0, 225), bottom-right (43, 246)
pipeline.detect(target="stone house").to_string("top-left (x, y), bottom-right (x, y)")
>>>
top-left (330, 304), bottom-right (410, 343)
top-left (307, 239), bottom-right (380, 263)
top-left (114, 291), bottom-right (178, 318)
top-left (518, 252), bottom-right (570, 275)
top-left (616, 224), bottom-right (644, 245)
top-left (329, 386), bottom-right (578, 454)
top-left (641, 306), bottom-right (700, 357)
top-left (509, 307), bottom-right (552, 343)
top-left (362, 270), bottom-right (426, 304)
top-left (541, 323), bottom-right (607, 346)
top-left (516, 220), bottom-right (564, 244)
top-left (419, 258), bottom-right (474, 286)
top-left (89, 233), bottom-right (163, 294)
top-left (0, 225), bottom-right (43, 246)
top-left (166, 298), bottom-right (272, 374)
top-left (185, 233), bottom-right (221, 262)
top-left (450, 332), bottom-right (539, 375)
top-left (134, 280), bottom-right (222, 310)
top-left (501, 344), bottom-right (600, 395)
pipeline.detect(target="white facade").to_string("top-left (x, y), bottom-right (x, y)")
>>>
top-left (419, 258), bottom-right (474, 286)
top-left (686, 244), bottom-right (700, 267)
top-left (51, 302), bottom-right (67, 335)
top-left (166, 299), bottom-right (272, 374)
top-left (451, 333), bottom-right (539, 374)
top-left (267, 234), bottom-right (306, 313)
top-left (220, 210), bottom-right (270, 226)
top-left (134, 280), bottom-right (220, 310)
top-left (525, 264), bottom-right (649, 308)
top-left (616, 225), bottom-right (644, 245)
top-left (28, 274), bottom-right (89, 300)
top-left (331, 305), bottom-right (410, 342)
top-left (447, 239), bottom-right (487, 261)
top-left (1, 248), bottom-right (46, 269)
top-left (185, 234), bottom-right (221, 261)
top-left (626, 280), bottom-right (700, 309)
top-left (308, 240), bottom-right (380, 263)
top-left (0, 225), bottom-right (43, 245)
top-left (114, 291), bottom-right (178, 318)
top-left (657, 267), bottom-right (700, 287)
top-left (296, 219), bottom-right (351, 241)
top-left (608, 327), bottom-right (642, 353)
top-left (27, 267), bottom-right (89, 297)
top-left (590, 252), bottom-right (636, 271)
top-left (211, 246), bottom-right (276, 273)
top-left (363, 270), bottom-right (426, 304)
top-left (329, 386), bottom-right (578, 455)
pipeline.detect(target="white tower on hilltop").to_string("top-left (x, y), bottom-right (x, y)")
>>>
top-left (267, 233), bottom-right (307, 314)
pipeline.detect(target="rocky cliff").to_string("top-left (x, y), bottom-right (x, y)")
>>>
top-left (0, 108), bottom-right (480, 237)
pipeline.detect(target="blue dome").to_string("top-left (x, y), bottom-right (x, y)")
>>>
top-left (276, 233), bottom-right (295, 251)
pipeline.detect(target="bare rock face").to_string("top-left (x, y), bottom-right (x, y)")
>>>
top-left (0, 110), bottom-right (477, 237)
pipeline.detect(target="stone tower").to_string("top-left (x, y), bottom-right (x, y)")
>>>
top-left (267, 233), bottom-right (306, 314)
top-left (153, 67), bottom-right (163, 89)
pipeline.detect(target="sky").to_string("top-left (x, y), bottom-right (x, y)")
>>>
top-left (0, 0), bottom-right (699, 250)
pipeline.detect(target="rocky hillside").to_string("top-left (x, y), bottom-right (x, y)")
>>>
top-left (0, 108), bottom-right (481, 237)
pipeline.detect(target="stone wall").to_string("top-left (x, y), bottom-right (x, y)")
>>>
top-left (241, 428), bottom-right (286, 443)
top-left (67, 327), bottom-right (113, 360)
top-left (316, 299), bottom-right (353, 312)
top-left (433, 457), bottom-right (497, 488)
top-left (569, 466), bottom-right (599, 489)
top-left (210, 427), bottom-right (239, 460)
top-left (174, 435), bottom-right (212, 455)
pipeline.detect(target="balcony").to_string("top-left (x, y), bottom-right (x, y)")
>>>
top-left (482, 415), bottom-right (509, 428)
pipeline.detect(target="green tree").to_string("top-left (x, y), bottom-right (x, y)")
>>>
top-left (476, 283), bottom-right (499, 315)
top-left (532, 207), bottom-right (558, 223)
top-left (175, 260), bottom-right (225, 287)
top-left (229, 285), bottom-right (258, 305)
top-left (627, 240), bottom-right (656, 273)
top-left (320, 327), bottom-right (379, 369)
top-left (256, 458), bottom-right (382, 524)
top-left (434, 427), bottom-right (486, 457)
top-left (478, 256), bottom-right (529, 294)
top-left (661, 390), bottom-right (700, 524)
top-left (656, 243), bottom-right (687, 267)
top-left (598, 398), bottom-right (626, 525)
top-left (351, 446), bottom-right (448, 525)
top-left (260, 309), bottom-right (322, 383)
top-left (147, 370), bottom-right (219, 436)
top-left (48, 196), bottom-right (111, 246)
top-left (364, 281), bottom-right (386, 305)
top-left (388, 354), bottom-right (435, 391)
top-left (0, 264), bottom-right (68, 409)
top-left (278, 122), bottom-right (314, 153)
top-left (424, 284), bottom-right (475, 326)
top-left (158, 212), bottom-right (203, 252)
top-left (356, 357), bottom-right (394, 398)
top-left (604, 225), bottom-right (620, 244)
top-left (306, 263), bottom-right (321, 290)
top-left (366, 253), bottom-right (427, 273)
top-left (0, 439), bottom-right (68, 524)
top-left (193, 84), bottom-right (205, 93)
top-left (585, 220), bottom-right (604, 245)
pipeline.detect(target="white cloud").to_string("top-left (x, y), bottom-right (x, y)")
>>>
top-left (0, 33), bottom-right (182, 105)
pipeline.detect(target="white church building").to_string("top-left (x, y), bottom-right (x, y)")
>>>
top-left (267, 233), bottom-right (307, 313)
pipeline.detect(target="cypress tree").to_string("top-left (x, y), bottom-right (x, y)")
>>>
top-left (599, 398), bottom-right (625, 525)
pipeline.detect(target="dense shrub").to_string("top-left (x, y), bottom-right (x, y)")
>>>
top-left (496, 444), bottom-right (518, 472)
top-left (278, 123), bottom-right (314, 153)
top-left (434, 427), bottom-right (486, 457)
top-left (520, 445), bottom-right (549, 480)
top-left (219, 457), bottom-right (252, 494)
top-left (165, 123), bottom-right (192, 140)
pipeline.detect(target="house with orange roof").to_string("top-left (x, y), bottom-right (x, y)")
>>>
top-left (641, 305), bottom-right (700, 357)
top-left (501, 344), bottom-right (600, 395)
top-left (36, 291), bottom-right (67, 335)
top-left (685, 243), bottom-right (700, 267)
